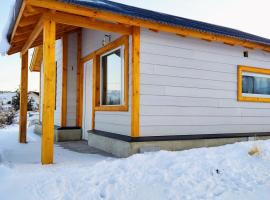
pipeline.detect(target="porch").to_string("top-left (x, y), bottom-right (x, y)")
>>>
top-left (10, 0), bottom-right (140, 164)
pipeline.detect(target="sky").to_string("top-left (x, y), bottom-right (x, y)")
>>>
top-left (0, 0), bottom-right (270, 91)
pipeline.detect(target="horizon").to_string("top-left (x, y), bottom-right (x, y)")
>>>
top-left (1, 0), bottom-right (270, 91)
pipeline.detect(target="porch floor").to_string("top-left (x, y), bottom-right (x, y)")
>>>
top-left (56, 140), bottom-right (114, 157)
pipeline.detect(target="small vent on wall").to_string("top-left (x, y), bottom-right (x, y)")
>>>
top-left (243, 51), bottom-right (249, 58)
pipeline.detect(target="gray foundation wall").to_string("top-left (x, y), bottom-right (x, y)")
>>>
top-left (88, 132), bottom-right (270, 157)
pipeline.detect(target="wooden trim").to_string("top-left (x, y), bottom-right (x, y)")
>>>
top-left (11, 1), bottom-right (26, 42)
top-left (76, 29), bottom-right (83, 127)
top-left (93, 35), bottom-right (129, 111)
top-left (61, 34), bottom-right (68, 127)
top-left (92, 56), bottom-right (97, 129)
top-left (237, 65), bottom-right (270, 103)
top-left (21, 14), bottom-right (48, 55)
top-left (49, 12), bottom-right (132, 35)
top-left (25, 0), bottom-right (270, 52)
top-left (29, 45), bottom-right (42, 72)
top-left (19, 51), bottom-right (28, 143)
top-left (41, 19), bottom-right (56, 165)
top-left (131, 27), bottom-right (140, 137)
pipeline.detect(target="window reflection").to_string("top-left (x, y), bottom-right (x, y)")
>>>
top-left (101, 48), bottom-right (123, 105)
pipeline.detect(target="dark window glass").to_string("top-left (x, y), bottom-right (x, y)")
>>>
top-left (242, 75), bottom-right (270, 95)
top-left (101, 49), bottom-right (123, 105)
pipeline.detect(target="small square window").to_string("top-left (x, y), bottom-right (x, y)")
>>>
top-left (238, 65), bottom-right (270, 102)
top-left (100, 47), bottom-right (124, 106)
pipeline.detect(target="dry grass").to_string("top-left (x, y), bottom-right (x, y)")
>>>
top-left (248, 145), bottom-right (260, 156)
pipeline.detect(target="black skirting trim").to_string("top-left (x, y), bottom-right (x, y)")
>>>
top-left (89, 129), bottom-right (270, 143)
top-left (56, 126), bottom-right (81, 130)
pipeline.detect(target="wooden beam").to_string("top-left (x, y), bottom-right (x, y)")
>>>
top-left (76, 30), bottom-right (83, 127)
top-left (29, 45), bottom-right (42, 72)
top-left (41, 19), bottom-right (56, 165)
top-left (61, 34), bottom-right (68, 127)
top-left (21, 14), bottom-right (48, 55)
top-left (131, 27), bottom-right (140, 137)
top-left (49, 12), bottom-right (132, 35)
top-left (19, 51), bottom-right (28, 143)
top-left (18, 15), bottom-right (40, 27)
top-left (25, 0), bottom-right (270, 52)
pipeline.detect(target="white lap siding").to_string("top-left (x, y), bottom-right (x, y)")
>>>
top-left (82, 28), bottom-right (131, 136)
top-left (66, 33), bottom-right (78, 127)
top-left (140, 28), bottom-right (270, 136)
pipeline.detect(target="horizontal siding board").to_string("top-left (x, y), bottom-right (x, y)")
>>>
top-left (95, 123), bottom-right (130, 136)
top-left (141, 85), bottom-right (235, 99)
top-left (141, 62), bottom-right (236, 82)
top-left (140, 95), bottom-right (270, 109)
top-left (140, 106), bottom-right (270, 117)
top-left (141, 73), bottom-right (236, 91)
top-left (141, 124), bottom-right (270, 136)
top-left (140, 116), bottom-right (270, 126)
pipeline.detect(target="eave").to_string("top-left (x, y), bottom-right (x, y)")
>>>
top-left (7, 0), bottom-right (270, 55)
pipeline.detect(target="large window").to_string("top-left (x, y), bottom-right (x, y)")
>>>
top-left (100, 48), bottom-right (124, 106)
top-left (238, 65), bottom-right (270, 102)
top-left (94, 35), bottom-right (129, 111)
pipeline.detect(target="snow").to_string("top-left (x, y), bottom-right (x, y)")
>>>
top-left (0, 92), bottom-right (16, 104)
top-left (1, 123), bottom-right (270, 199)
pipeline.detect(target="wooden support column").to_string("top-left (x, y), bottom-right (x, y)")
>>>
top-left (41, 19), bottom-right (56, 165)
top-left (61, 34), bottom-right (68, 127)
top-left (19, 51), bottom-right (28, 143)
top-left (131, 27), bottom-right (140, 137)
top-left (76, 29), bottom-right (83, 127)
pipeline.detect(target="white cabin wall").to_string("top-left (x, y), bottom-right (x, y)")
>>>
top-left (82, 28), bottom-right (131, 136)
top-left (66, 33), bottom-right (78, 127)
top-left (140, 28), bottom-right (270, 136)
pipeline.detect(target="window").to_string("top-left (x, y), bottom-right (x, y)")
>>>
top-left (238, 65), bottom-right (270, 102)
top-left (100, 48), bottom-right (124, 106)
top-left (94, 35), bottom-right (129, 111)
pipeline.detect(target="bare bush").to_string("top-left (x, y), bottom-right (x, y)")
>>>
top-left (0, 105), bottom-right (15, 128)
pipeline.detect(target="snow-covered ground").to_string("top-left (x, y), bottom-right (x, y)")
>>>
top-left (1, 124), bottom-right (270, 199)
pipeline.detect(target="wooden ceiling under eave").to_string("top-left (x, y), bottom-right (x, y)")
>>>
top-left (8, 5), bottom-right (79, 55)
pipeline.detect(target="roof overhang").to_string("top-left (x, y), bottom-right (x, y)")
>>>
top-left (6, 0), bottom-right (270, 55)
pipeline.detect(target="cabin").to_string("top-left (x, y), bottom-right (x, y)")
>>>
top-left (3, 0), bottom-right (270, 164)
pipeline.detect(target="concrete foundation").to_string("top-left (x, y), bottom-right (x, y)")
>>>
top-left (34, 124), bottom-right (82, 142)
top-left (88, 132), bottom-right (270, 157)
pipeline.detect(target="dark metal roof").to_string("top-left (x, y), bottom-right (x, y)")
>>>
top-left (6, 0), bottom-right (270, 47)
top-left (7, 0), bottom-right (23, 42)
top-left (59, 0), bottom-right (270, 46)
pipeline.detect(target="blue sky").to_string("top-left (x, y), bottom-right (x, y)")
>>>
top-left (0, 0), bottom-right (270, 91)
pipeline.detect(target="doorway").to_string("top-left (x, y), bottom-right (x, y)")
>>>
top-left (82, 60), bottom-right (93, 140)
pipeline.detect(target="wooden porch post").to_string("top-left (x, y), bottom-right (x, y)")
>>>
top-left (41, 19), bottom-right (56, 165)
top-left (19, 51), bottom-right (28, 143)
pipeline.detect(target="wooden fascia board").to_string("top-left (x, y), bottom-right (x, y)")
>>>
top-left (49, 12), bottom-right (132, 35)
top-left (11, 1), bottom-right (26, 42)
top-left (25, 0), bottom-right (270, 52)
top-left (29, 46), bottom-right (42, 72)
